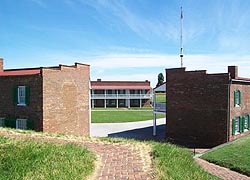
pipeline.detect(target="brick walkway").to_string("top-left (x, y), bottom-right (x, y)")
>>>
top-left (84, 141), bottom-right (155, 180)
top-left (195, 158), bottom-right (250, 180)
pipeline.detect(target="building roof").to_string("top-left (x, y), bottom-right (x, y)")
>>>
top-left (153, 82), bottom-right (166, 92)
top-left (0, 61), bottom-right (89, 77)
top-left (91, 80), bottom-right (151, 90)
top-left (0, 68), bottom-right (41, 76)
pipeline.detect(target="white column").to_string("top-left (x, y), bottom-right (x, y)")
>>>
top-left (116, 90), bottom-right (119, 108)
top-left (127, 89), bottom-right (131, 108)
top-left (104, 90), bottom-right (107, 108)
top-left (92, 90), bottom-right (94, 108)
top-left (139, 90), bottom-right (142, 108)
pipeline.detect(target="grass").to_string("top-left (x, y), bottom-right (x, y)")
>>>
top-left (201, 135), bottom-right (250, 176)
top-left (91, 108), bottom-right (165, 123)
top-left (152, 142), bottom-right (220, 180)
top-left (156, 93), bottom-right (166, 103)
top-left (0, 136), bottom-right (95, 180)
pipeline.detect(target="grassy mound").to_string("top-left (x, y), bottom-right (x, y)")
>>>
top-left (0, 136), bottom-right (95, 180)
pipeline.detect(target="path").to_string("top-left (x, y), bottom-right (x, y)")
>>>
top-left (195, 158), bottom-right (250, 180)
top-left (85, 141), bottom-right (155, 180)
top-left (0, 130), bottom-right (155, 180)
top-left (91, 118), bottom-right (166, 141)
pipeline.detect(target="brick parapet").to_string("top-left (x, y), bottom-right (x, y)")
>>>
top-left (42, 64), bottom-right (90, 136)
top-left (166, 68), bottom-right (230, 147)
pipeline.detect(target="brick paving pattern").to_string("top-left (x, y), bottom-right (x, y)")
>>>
top-left (195, 158), bottom-right (250, 180)
top-left (84, 141), bottom-right (155, 180)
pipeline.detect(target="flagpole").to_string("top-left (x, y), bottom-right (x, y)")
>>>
top-left (180, 7), bottom-right (184, 68)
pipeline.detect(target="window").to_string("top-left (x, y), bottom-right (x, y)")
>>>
top-left (0, 118), bottom-right (5, 127)
top-left (232, 117), bottom-right (240, 135)
top-left (13, 86), bottom-right (30, 106)
top-left (244, 115), bottom-right (249, 131)
top-left (234, 90), bottom-right (242, 107)
top-left (18, 86), bottom-right (26, 105)
top-left (235, 117), bottom-right (241, 134)
top-left (16, 119), bottom-right (27, 130)
top-left (232, 116), bottom-right (250, 135)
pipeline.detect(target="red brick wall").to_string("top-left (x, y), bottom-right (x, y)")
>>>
top-left (0, 74), bottom-right (43, 131)
top-left (166, 68), bottom-right (230, 147)
top-left (229, 83), bottom-right (250, 140)
top-left (42, 63), bottom-right (90, 136)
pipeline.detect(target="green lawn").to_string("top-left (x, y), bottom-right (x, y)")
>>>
top-left (0, 136), bottom-right (95, 180)
top-left (152, 142), bottom-right (220, 180)
top-left (201, 135), bottom-right (250, 176)
top-left (156, 93), bottom-right (166, 103)
top-left (91, 108), bottom-right (165, 123)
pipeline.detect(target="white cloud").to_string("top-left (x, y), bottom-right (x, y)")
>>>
top-left (80, 0), bottom-right (179, 42)
top-left (84, 53), bottom-right (249, 69)
top-left (84, 53), bottom-right (250, 87)
top-left (84, 54), bottom-right (178, 69)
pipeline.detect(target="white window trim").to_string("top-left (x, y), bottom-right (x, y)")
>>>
top-left (16, 119), bottom-right (27, 130)
top-left (17, 86), bottom-right (26, 106)
top-left (244, 116), bottom-right (249, 132)
top-left (235, 117), bottom-right (240, 135)
top-left (235, 90), bottom-right (241, 107)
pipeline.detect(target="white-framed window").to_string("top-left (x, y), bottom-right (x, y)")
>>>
top-left (0, 118), bottom-right (5, 127)
top-left (234, 90), bottom-right (242, 107)
top-left (18, 86), bottom-right (26, 106)
top-left (16, 119), bottom-right (27, 130)
top-left (244, 115), bottom-right (249, 131)
top-left (235, 117), bottom-right (240, 134)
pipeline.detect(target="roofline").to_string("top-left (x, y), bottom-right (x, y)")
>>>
top-left (153, 82), bottom-right (166, 90)
top-left (4, 67), bottom-right (41, 71)
top-left (4, 62), bottom-right (89, 71)
top-left (91, 80), bottom-right (150, 83)
top-left (231, 79), bottom-right (250, 84)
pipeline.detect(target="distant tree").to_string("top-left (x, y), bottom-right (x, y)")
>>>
top-left (156, 73), bottom-right (164, 87)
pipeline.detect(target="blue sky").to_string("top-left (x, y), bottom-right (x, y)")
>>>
top-left (1, 0), bottom-right (250, 86)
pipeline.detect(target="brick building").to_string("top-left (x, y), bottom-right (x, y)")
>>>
top-left (0, 58), bottom-right (90, 136)
top-left (166, 66), bottom-right (250, 147)
top-left (91, 79), bottom-right (152, 108)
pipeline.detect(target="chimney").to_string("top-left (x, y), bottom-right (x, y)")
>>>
top-left (0, 58), bottom-right (3, 71)
top-left (97, 79), bottom-right (101, 82)
top-left (228, 66), bottom-right (238, 79)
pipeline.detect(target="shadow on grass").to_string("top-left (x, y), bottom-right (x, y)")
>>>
top-left (108, 124), bottom-right (166, 142)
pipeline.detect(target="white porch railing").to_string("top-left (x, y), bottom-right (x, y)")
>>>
top-left (91, 94), bottom-right (152, 99)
